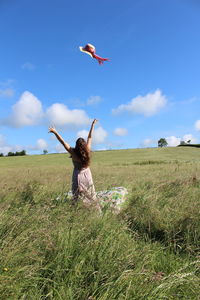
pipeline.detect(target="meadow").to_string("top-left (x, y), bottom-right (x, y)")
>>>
top-left (0, 147), bottom-right (200, 299)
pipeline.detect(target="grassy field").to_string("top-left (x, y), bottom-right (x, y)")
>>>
top-left (0, 147), bottom-right (200, 299)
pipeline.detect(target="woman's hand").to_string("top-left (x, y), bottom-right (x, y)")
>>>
top-left (92, 119), bottom-right (98, 125)
top-left (48, 127), bottom-right (71, 152)
top-left (48, 126), bottom-right (57, 134)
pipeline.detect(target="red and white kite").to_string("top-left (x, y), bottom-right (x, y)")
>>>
top-left (79, 43), bottom-right (110, 65)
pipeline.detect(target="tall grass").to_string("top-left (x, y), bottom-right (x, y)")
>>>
top-left (0, 148), bottom-right (200, 299)
top-left (0, 184), bottom-right (199, 299)
top-left (122, 178), bottom-right (200, 253)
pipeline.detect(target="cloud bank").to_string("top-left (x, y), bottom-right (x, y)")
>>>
top-left (1, 91), bottom-right (91, 129)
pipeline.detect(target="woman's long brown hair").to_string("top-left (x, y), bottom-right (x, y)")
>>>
top-left (74, 138), bottom-right (90, 168)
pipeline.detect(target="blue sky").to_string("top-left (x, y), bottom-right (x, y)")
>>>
top-left (1, 0), bottom-right (200, 154)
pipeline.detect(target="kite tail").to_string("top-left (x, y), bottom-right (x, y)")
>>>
top-left (92, 53), bottom-right (110, 64)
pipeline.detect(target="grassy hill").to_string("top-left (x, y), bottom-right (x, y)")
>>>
top-left (0, 147), bottom-right (200, 299)
top-left (1, 147), bottom-right (200, 192)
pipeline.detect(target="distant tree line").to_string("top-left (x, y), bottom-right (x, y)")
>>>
top-left (0, 150), bottom-right (26, 157)
top-left (0, 149), bottom-right (49, 157)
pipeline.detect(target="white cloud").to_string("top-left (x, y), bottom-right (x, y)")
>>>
top-left (0, 134), bottom-right (22, 155)
top-left (95, 147), bottom-right (108, 151)
top-left (0, 146), bottom-right (11, 155)
top-left (182, 134), bottom-right (197, 143)
top-left (77, 126), bottom-right (108, 145)
top-left (166, 134), bottom-right (197, 147)
top-left (21, 62), bottom-right (36, 71)
top-left (195, 120), bottom-right (200, 131)
top-left (141, 138), bottom-right (155, 147)
top-left (4, 91), bottom-right (44, 127)
top-left (112, 89), bottom-right (167, 116)
top-left (142, 134), bottom-right (198, 148)
top-left (27, 139), bottom-right (48, 152)
top-left (55, 143), bottom-right (65, 153)
top-left (87, 96), bottom-right (102, 105)
top-left (0, 79), bottom-right (15, 98)
top-left (1, 91), bottom-right (92, 130)
top-left (114, 127), bottom-right (128, 136)
top-left (0, 88), bottom-right (14, 98)
top-left (36, 139), bottom-right (48, 150)
top-left (76, 129), bottom-right (88, 140)
top-left (0, 134), bottom-right (5, 147)
top-left (49, 135), bottom-right (57, 141)
top-left (165, 136), bottom-right (181, 147)
top-left (46, 103), bottom-right (90, 128)
top-left (90, 127), bottom-right (108, 144)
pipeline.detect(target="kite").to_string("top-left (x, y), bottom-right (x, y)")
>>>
top-left (79, 43), bottom-right (110, 65)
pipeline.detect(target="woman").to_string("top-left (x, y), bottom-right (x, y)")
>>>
top-left (48, 119), bottom-right (99, 209)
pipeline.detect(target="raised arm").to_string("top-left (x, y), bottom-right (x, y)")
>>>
top-left (87, 119), bottom-right (98, 151)
top-left (48, 127), bottom-right (72, 153)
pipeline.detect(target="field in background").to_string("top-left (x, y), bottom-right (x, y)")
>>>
top-left (0, 147), bottom-right (200, 299)
top-left (1, 147), bottom-right (200, 193)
